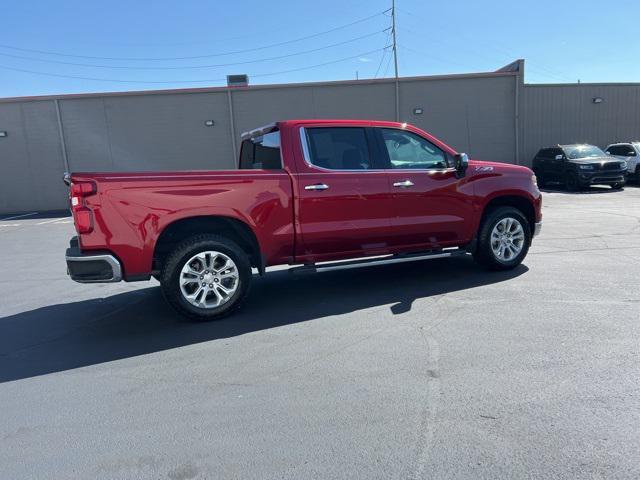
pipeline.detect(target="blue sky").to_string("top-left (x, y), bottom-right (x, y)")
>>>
top-left (1, 0), bottom-right (638, 97)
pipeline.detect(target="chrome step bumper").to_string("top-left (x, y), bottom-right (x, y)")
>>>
top-left (66, 238), bottom-right (122, 283)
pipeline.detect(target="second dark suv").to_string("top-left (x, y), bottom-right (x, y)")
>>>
top-left (532, 144), bottom-right (627, 191)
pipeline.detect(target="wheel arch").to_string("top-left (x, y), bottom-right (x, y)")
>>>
top-left (480, 194), bottom-right (536, 237)
top-left (153, 216), bottom-right (264, 275)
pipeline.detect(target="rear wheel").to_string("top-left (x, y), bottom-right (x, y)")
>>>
top-left (473, 206), bottom-right (531, 270)
top-left (635, 166), bottom-right (640, 184)
top-left (611, 181), bottom-right (625, 190)
top-left (534, 170), bottom-right (546, 188)
top-left (160, 234), bottom-right (252, 321)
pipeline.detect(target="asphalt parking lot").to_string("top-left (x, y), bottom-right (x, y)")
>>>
top-left (1, 186), bottom-right (639, 480)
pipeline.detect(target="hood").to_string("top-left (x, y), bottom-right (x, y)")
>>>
top-left (468, 159), bottom-right (532, 176)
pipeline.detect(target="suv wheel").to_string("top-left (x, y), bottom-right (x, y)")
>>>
top-left (473, 206), bottom-right (531, 270)
top-left (160, 234), bottom-right (252, 321)
top-left (565, 172), bottom-right (580, 191)
top-left (611, 181), bottom-right (625, 190)
top-left (534, 170), bottom-right (546, 188)
top-left (635, 166), bottom-right (640, 184)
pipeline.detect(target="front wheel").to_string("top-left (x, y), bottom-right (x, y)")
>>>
top-left (611, 181), bottom-right (625, 190)
top-left (473, 207), bottom-right (531, 270)
top-left (565, 172), bottom-right (581, 191)
top-left (160, 234), bottom-right (252, 321)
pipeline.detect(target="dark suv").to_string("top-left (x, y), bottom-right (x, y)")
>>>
top-left (532, 144), bottom-right (627, 191)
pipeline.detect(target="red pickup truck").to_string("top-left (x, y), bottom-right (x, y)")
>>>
top-left (65, 119), bottom-right (542, 320)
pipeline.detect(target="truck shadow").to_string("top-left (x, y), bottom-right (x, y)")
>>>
top-left (0, 257), bottom-right (527, 383)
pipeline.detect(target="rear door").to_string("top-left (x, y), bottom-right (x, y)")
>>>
top-left (374, 127), bottom-right (475, 248)
top-left (533, 148), bottom-right (551, 177)
top-left (293, 125), bottom-right (394, 260)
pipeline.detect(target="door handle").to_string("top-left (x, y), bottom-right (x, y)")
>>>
top-left (393, 180), bottom-right (414, 188)
top-left (305, 183), bottom-right (329, 191)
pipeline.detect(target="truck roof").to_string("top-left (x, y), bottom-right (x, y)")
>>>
top-left (241, 119), bottom-right (408, 140)
top-left (278, 119), bottom-right (408, 128)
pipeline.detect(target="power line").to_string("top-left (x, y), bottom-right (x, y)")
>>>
top-left (399, 43), bottom-right (472, 69)
top-left (374, 49), bottom-right (388, 78)
top-left (0, 10), bottom-right (390, 62)
top-left (391, 0), bottom-right (399, 120)
top-left (382, 49), bottom-right (394, 78)
top-left (396, 7), bottom-right (574, 82)
top-left (0, 30), bottom-right (387, 70)
top-left (0, 47), bottom-right (389, 84)
top-left (374, 18), bottom-right (393, 79)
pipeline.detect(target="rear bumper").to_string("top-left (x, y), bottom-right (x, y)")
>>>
top-left (66, 237), bottom-right (122, 283)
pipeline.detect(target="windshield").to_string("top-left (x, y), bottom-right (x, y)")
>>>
top-left (562, 145), bottom-right (606, 159)
top-left (633, 142), bottom-right (640, 151)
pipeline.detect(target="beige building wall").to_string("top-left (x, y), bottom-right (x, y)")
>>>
top-left (1, 62), bottom-right (639, 214)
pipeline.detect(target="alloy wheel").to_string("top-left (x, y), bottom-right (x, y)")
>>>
top-left (490, 217), bottom-right (525, 262)
top-left (179, 251), bottom-right (239, 308)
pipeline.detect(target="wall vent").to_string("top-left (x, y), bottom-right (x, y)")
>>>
top-left (227, 74), bottom-right (249, 87)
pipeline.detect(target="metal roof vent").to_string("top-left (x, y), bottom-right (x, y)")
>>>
top-left (227, 74), bottom-right (249, 87)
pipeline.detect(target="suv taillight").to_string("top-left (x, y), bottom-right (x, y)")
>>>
top-left (70, 181), bottom-right (97, 234)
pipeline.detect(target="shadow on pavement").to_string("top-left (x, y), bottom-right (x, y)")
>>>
top-left (0, 257), bottom-right (528, 383)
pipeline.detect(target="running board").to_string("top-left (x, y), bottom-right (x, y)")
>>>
top-left (290, 249), bottom-right (468, 274)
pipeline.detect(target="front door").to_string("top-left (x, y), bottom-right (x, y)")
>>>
top-left (375, 127), bottom-right (475, 249)
top-left (294, 125), bottom-right (394, 260)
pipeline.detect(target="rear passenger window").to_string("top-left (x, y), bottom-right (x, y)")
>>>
top-left (304, 127), bottom-right (372, 170)
top-left (239, 130), bottom-right (282, 170)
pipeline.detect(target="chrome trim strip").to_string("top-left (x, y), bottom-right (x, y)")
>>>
top-left (298, 126), bottom-right (454, 173)
top-left (299, 127), bottom-right (312, 164)
top-left (66, 253), bottom-right (123, 283)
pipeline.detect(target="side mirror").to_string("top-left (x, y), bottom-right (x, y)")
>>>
top-left (454, 153), bottom-right (469, 178)
top-left (555, 154), bottom-right (564, 160)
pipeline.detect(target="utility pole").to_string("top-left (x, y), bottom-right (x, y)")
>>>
top-left (391, 0), bottom-right (400, 121)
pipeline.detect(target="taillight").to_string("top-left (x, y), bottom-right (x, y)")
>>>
top-left (70, 181), bottom-right (97, 234)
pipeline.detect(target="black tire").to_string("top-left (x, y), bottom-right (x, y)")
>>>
top-left (160, 234), bottom-right (252, 321)
top-left (534, 170), bottom-right (546, 188)
top-left (565, 172), bottom-right (580, 191)
top-left (635, 167), bottom-right (640, 184)
top-left (611, 181), bottom-right (625, 190)
top-left (473, 206), bottom-right (531, 271)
